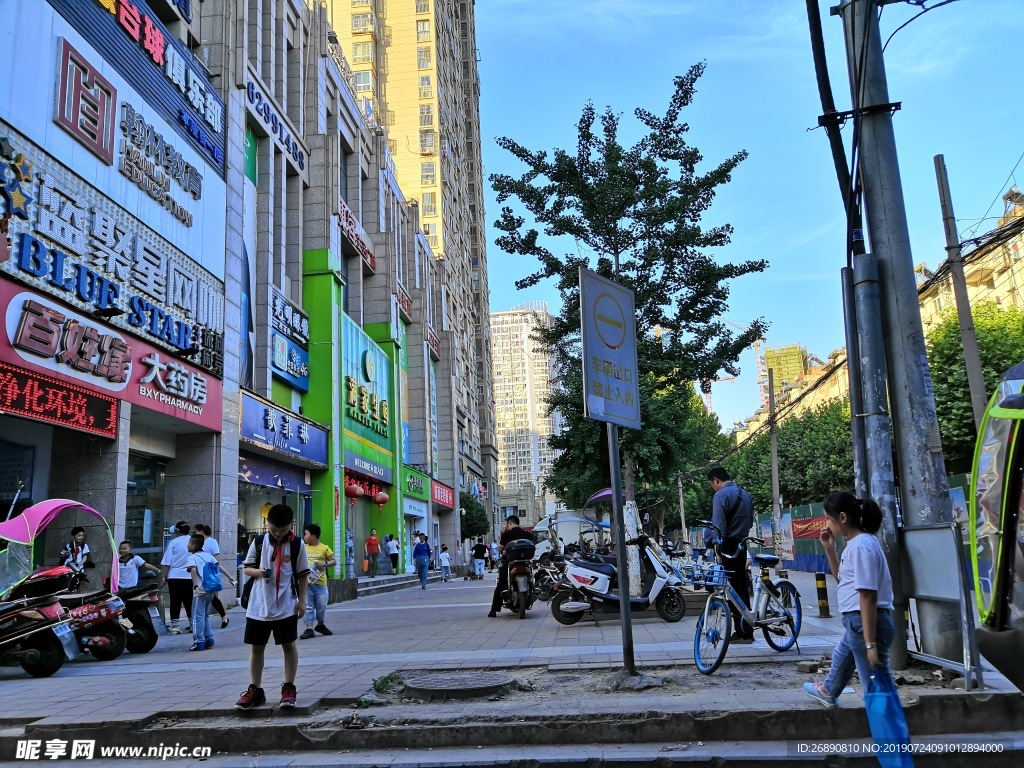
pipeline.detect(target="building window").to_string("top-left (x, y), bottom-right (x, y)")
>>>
top-left (416, 20), bottom-right (431, 41)
top-left (419, 130), bottom-right (436, 153)
top-left (417, 46), bottom-right (431, 69)
top-left (419, 104), bottom-right (434, 127)
top-left (421, 162), bottom-right (436, 186)
top-left (422, 192), bottom-right (437, 217)
top-left (352, 42), bottom-right (373, 64)
top-left (423, 222), bottom-right (438, 249)
top-left (354, 71), bottom-right (373, 92)
top-left (352, 0), bottom-right (372, 6)
top-left (416, 0), bottom-right (429, 12)
top-left (352, 14), bottom-right (373, 32)
top-left (419, 75), bottom-right (433, 99)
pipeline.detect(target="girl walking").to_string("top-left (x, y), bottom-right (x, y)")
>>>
top-left (803, 492), bottom-right (895, 707)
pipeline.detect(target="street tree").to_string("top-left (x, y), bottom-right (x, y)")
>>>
top-left (927, 301), bottom-right (1024, 475)
top-left (459, 493), bottom-right (490, 540)
top-left (491, 63), bottom-right (767, 501)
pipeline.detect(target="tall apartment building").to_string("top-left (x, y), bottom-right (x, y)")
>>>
top-left (327, 0), bottom-right (498, 533)
top-left (491, 303), bottom-right (561, 516)
top-left (764, 344), bottom-right (810, 395)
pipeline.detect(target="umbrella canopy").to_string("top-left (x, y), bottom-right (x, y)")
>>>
top-left (583, 488), bottom-right (625, 509)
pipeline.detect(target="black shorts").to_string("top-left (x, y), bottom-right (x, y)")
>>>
top-left (243, 616), bottom-right (298, 646)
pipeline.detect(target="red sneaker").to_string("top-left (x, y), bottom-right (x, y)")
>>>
top-left (234, 685), bottom-right (266, 710)
top-left (280, 682), bottom-right (297, 708)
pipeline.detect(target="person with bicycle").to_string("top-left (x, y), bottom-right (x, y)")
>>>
top-left (707, 467), bottom-right (755, 643)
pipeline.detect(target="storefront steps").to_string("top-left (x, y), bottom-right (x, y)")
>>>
top-left (356, 572), bottom-right (444, 598)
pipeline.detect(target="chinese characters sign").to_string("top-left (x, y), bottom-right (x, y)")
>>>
top-left (402, 466), bottom-right (429, 501)
top-left (342, 315), bottom-right (392, 452)
top-left (269, 286), bottom-right (309, 392)
top-left (55, 39), bottom-right (117, 165)
top-left (0, 360), bottom-right (118, 439)
top-left (431, 480), bottom-right (455, 509)
top-left (239, 391), bottom-right (328, 469)
top-left (338, 196), bottom-right (376, 273)
top-left (579, 268), bottom-right (640, 430)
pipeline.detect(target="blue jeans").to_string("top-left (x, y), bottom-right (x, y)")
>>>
top-left (441, 565), bottom-right (451, 581)
top-left (191, 591), bottom-right (214, 646)
top-left (823, 609), bottom-right (895, 699)
top-left (415, 556), bottom-right (430, 587)
top-left (474, 559), bottom-right (485, 577)
top-left (305, 582), bottom-right (328, 627)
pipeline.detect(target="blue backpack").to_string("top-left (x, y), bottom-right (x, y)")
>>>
top-left (201, 556), bottom-right (222, 593)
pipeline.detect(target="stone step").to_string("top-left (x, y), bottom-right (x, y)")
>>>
top-left (356, 573), bottom-right (444, 598)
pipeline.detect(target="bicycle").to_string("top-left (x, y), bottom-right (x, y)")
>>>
top-left (692, 520), bottom-right (802, 674)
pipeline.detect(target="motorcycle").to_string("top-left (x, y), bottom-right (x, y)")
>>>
top-left (550, 534), bottom-right (687, 625)
top-left (500, 539), bottom-right (537, 619)
top-left (0, 591), bottom-right (74, 677)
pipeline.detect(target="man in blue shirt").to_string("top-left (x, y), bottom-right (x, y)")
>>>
top-left (708, 467), bottom-right (755, 642)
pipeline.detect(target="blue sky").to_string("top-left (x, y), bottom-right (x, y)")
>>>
top-left (475, 0), bottom-right (1024, 430)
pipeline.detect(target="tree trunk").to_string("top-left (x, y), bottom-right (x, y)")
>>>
top-left (623, 450), bottom-right (636, 502)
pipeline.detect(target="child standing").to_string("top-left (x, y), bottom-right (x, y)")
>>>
top-left (60, 527), bottom-right (93, 577)
top-left (186, 534), bottom-right (218, 652)
top-left (439, 545), bottom-right (452, 582)
top-left (803, 492), bottom-right (895, 708)
top-left (299, 524), bottom-right (336, 640)
top-left (117, 541), bottom-right (159, 590)
top-left (235, 504), bottom-right (309, 710)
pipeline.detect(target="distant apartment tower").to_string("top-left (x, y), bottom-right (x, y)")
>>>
top-left (491, 303), bottom-right (561, 513)
top-left (764, 344), bottom-right (809, 395)
top-left (328, 0), bottom-right (498, 528)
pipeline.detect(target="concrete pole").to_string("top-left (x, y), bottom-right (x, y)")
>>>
top-left (841, 267), bottom-right (869, 498)
top-left (934, 154), bottom-right (987, 431)
top-left (768, 369), bottom-right (781, 526)
top-left (677, 474), bottom-right (688, 548)
top-left (854, 252), bottom-right (908, 669)
top-left (837, 0), bottom-right (959, 661)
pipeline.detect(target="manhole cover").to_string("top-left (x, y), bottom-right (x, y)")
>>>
top-left (403, 671), bottom-right (516, 701)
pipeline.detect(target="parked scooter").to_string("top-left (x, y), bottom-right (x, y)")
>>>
top-left (0, 592), bottom-right (73, 677)
top-left (550, 534), bottom-right (687, 625)
top-left (500, 539), bottom-right (537, 619)
top-left (117, 578), bottom-right (162, 654)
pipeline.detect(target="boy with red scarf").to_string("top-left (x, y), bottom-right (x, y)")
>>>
top-left (235, 504), bottom-right (309, 710)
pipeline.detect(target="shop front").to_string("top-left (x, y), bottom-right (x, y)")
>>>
top-left (401, 466), bottom-right (430, 572)
top-left (237, 391), bottom-right (328, 551)
top-left (431, 479), bottom-right (456, 567)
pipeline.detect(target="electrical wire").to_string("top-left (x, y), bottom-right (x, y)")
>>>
top-left (964, 148), bottom-right (1024, 240)
top-left (882, 0), bottom-right (963, 54)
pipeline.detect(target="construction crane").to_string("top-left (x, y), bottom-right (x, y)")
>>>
top-left (702, 376), bottom-right (735, 413)
top-left (698, 320), bottom-right (766, 414)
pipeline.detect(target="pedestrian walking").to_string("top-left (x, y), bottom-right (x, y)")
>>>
top-left (364, 528), bottom-right (380, 578)
top-left (803, 492), bottom-right (895, 708)
top-left (413, 534), bottom-right (431, 590)
top-left (387, 534), bottom-right (400, 573)
top-left (160, 521), bottom-right (193, 635)
top-left (488, 540), bottom-right (499, 572)
top-left (300, 524), bottom-right (336, 640)
top-left (235, 504), bottom-right (309, 710)
top-left (186, 534), bottom-right (218, 652)
top-left (707, 467), bottom-right (755, 642)
top-left (439, 545), bottom-right (452, 582)
top-left (194, 524), bottom-right (234, 628)
top-left (472, 537), bottom-right (487, 579)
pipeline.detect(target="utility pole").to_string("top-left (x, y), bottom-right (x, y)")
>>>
top-left (677, 474), bottom-right (688, 547)
top-left (836, 0), bottom-right (959, 661)
top-left (768, 369), bottom-right (781, 528)
top-left (934, 154), bottom-right (987, 431)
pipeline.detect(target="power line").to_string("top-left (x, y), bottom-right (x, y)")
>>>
top-left (882, 0), bottom-right (963, 54)
top-left (966, 149), bottom-right (1024, 240)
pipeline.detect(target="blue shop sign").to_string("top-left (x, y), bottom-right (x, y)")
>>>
top-left (270, 332), bottom-right (309, 392)
top-left (240, 391), bottom-right (327, 469)
top-left (343, 450), bottom-right (393, 485)
top-left (238, 454), bottom-right (311, 495)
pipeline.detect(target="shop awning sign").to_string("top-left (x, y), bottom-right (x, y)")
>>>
top-left (240, 391), bottom-right (328, 469)
top-left (344, 450), bottom-right (393, 485)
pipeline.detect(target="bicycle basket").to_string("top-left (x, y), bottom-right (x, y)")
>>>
top-left (699, 565), bottom-right (731, 588)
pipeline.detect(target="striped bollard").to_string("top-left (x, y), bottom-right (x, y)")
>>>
top-left (815, 572), bottom-right (831, 618)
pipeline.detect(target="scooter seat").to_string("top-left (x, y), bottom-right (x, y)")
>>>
top-left (578, 561), bottom-right (615, 577)
top-left (752, 554), bottom-right (780, 568)
top-left (58, 590), bottom-right (107, 608)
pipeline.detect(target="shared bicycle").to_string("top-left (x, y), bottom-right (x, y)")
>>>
top-left (690, 520), bottom-right (803, 674)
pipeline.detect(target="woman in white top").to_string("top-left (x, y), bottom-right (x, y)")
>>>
top-left (804, 492), bottom-right (895, 708)
top-left (160, 521), bottom-right (194, 635)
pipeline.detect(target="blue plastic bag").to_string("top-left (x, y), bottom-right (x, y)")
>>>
top-left (864, 672), bottom-right (914, 768)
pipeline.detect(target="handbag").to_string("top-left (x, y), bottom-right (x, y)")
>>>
top-left (361, 558), bottom-right (369, 573)
top-left (864, 671), bottom-right (914, 768)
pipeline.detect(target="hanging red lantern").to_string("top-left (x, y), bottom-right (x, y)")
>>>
top-left (345, 483), bottom-right (365, 508)
top-left (373, 490), bottom-right (389, 511)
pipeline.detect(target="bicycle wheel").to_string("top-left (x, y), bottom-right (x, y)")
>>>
top-left (694, 596), bottom-right (731, 675)
top-left (761, 579), bottom-right (802, 652)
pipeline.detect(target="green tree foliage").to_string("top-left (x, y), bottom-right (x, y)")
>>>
top-left (459, 492), bottom-right (490, 540)
top-left (723, 399), bottom-right (854, 511)
top-left (927, 301), bottom-right (1024, 474)
top-left (490, 63), bottom-right (767, 505)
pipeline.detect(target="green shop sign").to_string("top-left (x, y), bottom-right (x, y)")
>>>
top-left (402, 466), bottom-right (429, 501)
top-left (343, 315), bottom-right (391, 450)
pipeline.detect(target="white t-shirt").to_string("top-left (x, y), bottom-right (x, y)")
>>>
top-left (118, 555), bottom-right (146, 589)
top-left (439, 551), bottom-right (451, 567)
top-left (836, 533), bottom-right (894, 613)
top-left (202, 536), bottom-right (220, 556)
top-left (243, 534), bottom-right (310, 622)
top-left (61, 542), bottom-right (90, 573)
top-left (161, 536), bottom-right (191, 579)
top-left (387, 539), bottom-right (400, 555)
top-left (186, 550), bottom-right (218, 589)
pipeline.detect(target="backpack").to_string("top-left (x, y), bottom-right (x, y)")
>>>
top-left (201, 556), bottom-right (222, 593)
top-left (240, 534), bottom-right (302, 609)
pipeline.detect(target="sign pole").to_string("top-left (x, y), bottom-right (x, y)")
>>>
top-left (607, 422), bottom-right (637, 674)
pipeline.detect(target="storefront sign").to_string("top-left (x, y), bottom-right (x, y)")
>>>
top-left (0, 359), bottom-right (118, 438)
top-left (239, 391), bottom-right (328, 469)
top-left (245, 75), bottom-right (306, 172)
top-left (395, 286), bottom-right (412, 321)
top-left (343, 315), bottom-right (391, 447)
top-left (344, 450), bottom-right (393, 485)
top-left (338, 196), bottom-right (375, 272)
top-left (402, 466), bottom-right (429, 501)
top-left (269, 286), bottom-right (309, 347)
top-left (0, 126), bottom-right (225, 376)
top-left (431, 481), bottom-right (455, 510)
top-left (239, 453), bottom-right (312, 494)
top-left (427, 328), bottom-right (440, 360)
top-left (271, 332), bottom-right (309, 392)
top-left (50, 0), bottom-right (225, 173)
top-left (0, 284), bottom-right (223, 430)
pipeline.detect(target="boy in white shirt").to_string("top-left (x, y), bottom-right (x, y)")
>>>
top-left (186, 534), bottom-right (219, 652)
top-left (439, 545), bottom-right (452, 582)
top-left (235, 504), bottom-right (309, 710)
top-left (117, 541), bottom-right (159, 590)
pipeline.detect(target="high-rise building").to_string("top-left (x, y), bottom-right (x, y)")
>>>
top-left (328, 0), bottom-right (497, 535)
top-left (764, 344), bottom-right (810, 395)
top-left (491, 303), bottom-right (561, 515)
